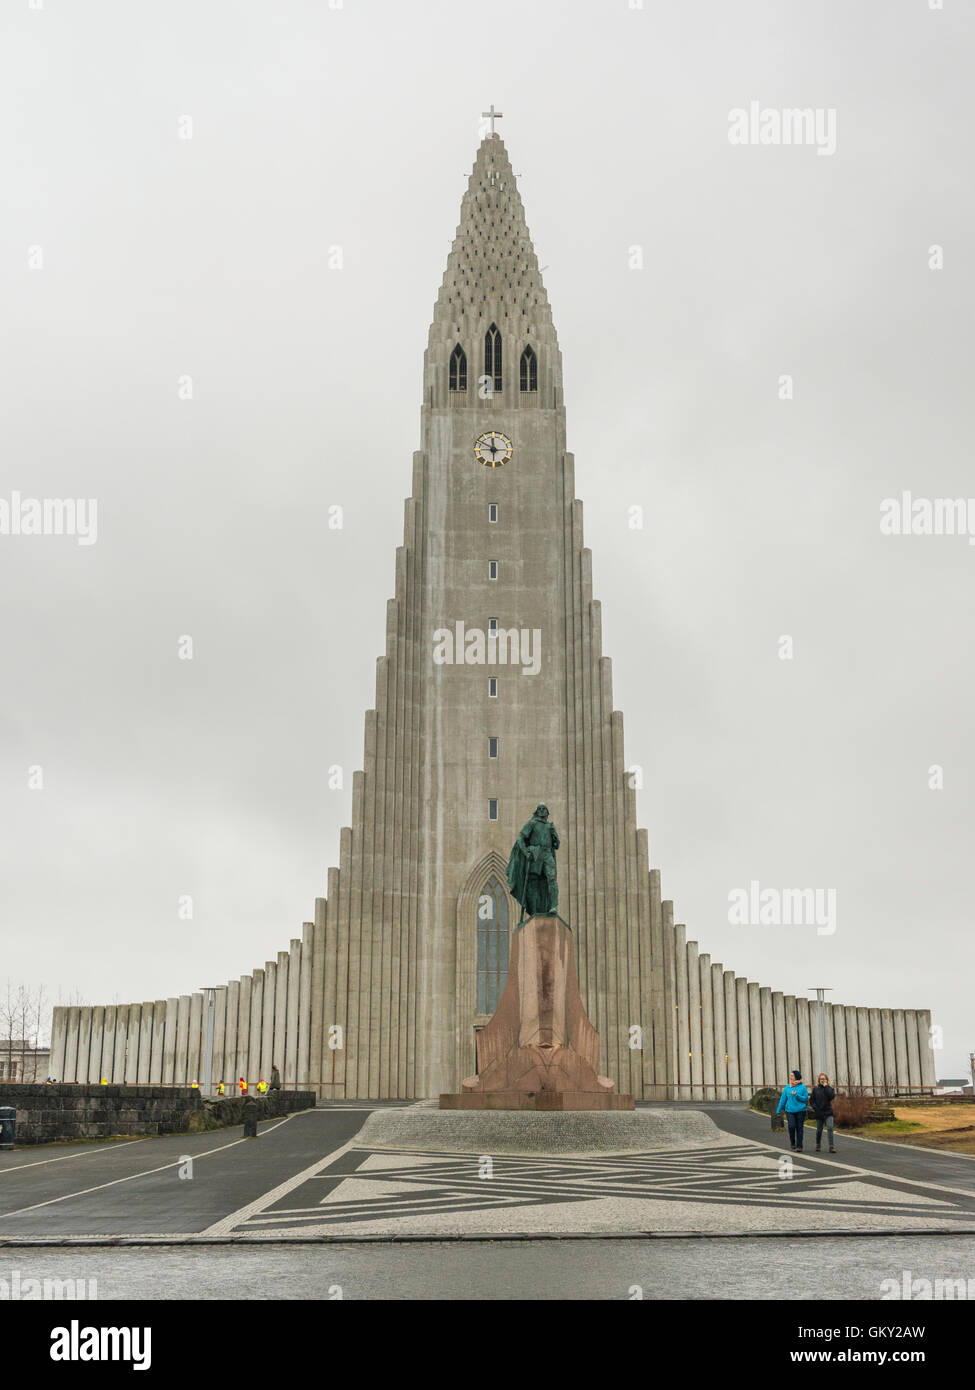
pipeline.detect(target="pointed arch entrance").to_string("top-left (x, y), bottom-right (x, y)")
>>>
top-left (455, 850), bottom-right (513, 1083)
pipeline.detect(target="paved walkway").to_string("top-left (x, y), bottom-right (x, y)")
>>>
top-left (704, 1104), bottom-right (975, 1182)
top-left (0, 1107), bottom-right (393, 1238)
top-left (2, 1103), bottom-right (974, 1243)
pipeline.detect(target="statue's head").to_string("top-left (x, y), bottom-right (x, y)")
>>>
top-left (534, 803), bottom-right (549, 820)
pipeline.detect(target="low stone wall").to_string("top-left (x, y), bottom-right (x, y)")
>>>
top-left (188, 1093), bottom-right (315, 1133)
top-left (0, 1084), bottom-right (316, 1145)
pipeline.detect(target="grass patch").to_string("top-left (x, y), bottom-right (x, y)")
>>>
top-left (892, 1104), bottom-right (975, 1132)
top-left (863, 1119), bottom-right (925, 1134)
top-left (845, 1107), bottom-right (975, 1153)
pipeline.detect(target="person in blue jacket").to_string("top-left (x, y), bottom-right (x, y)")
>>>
top-left (776, 1070), bottom-right (809, 1150)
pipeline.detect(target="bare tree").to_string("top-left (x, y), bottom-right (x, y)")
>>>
top-left (0, 982), bottom-right (50, 1082)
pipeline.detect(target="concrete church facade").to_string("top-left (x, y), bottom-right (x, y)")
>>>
top-left (50, 135), bottom-right (936, 1100)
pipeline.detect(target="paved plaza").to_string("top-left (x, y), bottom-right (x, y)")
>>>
top-left (1, 1104), bottom-right (973, 1243)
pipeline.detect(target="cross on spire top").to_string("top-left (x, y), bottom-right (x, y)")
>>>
top-left (481, 104), bottom-right (503, 136)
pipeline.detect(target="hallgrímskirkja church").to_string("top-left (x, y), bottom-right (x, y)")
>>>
top-left (50, 132), bottom-right (935, 1100)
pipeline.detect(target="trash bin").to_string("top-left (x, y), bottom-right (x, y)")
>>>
top-left (242, 1098), bottom-right (258, 1139)
top-left (0, 1106), bottom-right (15, 1150)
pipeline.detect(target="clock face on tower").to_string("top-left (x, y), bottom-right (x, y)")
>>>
top-left (474, 430), bottom-right (513, 468)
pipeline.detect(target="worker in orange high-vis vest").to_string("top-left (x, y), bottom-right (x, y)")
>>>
top-left (238, 1077), bottom-right (248, 1096)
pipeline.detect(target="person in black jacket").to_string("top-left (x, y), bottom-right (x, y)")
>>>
top-left (811, 1073), bottom-right (836, 1152)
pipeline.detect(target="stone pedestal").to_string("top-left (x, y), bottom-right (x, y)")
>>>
top-left (440, 915), bottom-right (634, 1111)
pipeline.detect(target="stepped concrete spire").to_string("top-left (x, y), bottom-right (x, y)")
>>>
top-left (49, 135), bottom-right (938, 1104)
top-left (426, 136), bottom-right (561, 410)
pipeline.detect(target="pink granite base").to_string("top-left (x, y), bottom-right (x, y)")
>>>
top-left (440, 916), bottom-right (634, 1111)
top-left (439, 1088), bottom-right (634, 1111)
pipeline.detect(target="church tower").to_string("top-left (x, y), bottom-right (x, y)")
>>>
top-left (49, 133), bottom-right (937, 1104)
top-left (308, 130), bottom-right (660, 1100)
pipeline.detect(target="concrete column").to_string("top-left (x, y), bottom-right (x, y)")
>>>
top-left (342, 771), bottom-right (365, 1098)
top-left (237, 975), bottom-right (252, 1087)
top-left (832, 1001), bottom-right (848, 1085)
top-left (85, 1007), bottom-right (102, 1082)
top-left (101, 1006), bottom-right (117, 1085)
top-left (629, 826), bottom-right (650, 1103)
top-left (162, 998), bottom-right (178, 1084)
top-left (149, 1001), bottom-right (166, 1083)
top-left (76, 1007), bottom-right (92, 1083)
top-left (86, 1006), bottom-right (105, 1083)
top-left (892, 1009), bottom-right (909, 1092)
top-left (736, 978), bottom-right (751, 1095)
top-left (823, 1003), bottom-right (837, 1083)
top-left (905, 1010), bottom-right (922, 1090)
top-left (917, 1009), bottom-right (937, 1088)
top-left (211, 988), bottom-right (227, 1092)
top-left (674, 923), bottom-right (690, 1099)
top-left (711, 963), bottom-right (726, 1099)
top-left (261, 961), bottom-right (277, 1082)
top-left (187, 993), bottom-right (203, 1084)
top-left (308, 908), bottom-right (324, 1094)
top-left (784, 996), bottom-right (799, 1077)
top-left (63, 1006), bottom-right (80, 1081)
top-left (174, 996), bottom-right (190, 1084)
top-left (797, 998), bottom-right (812, 1087)
top-left (687, 940), bottom-right (702, 1099)
top-left (857, 1006), bottom-right (873, 1089)
top-left (112, 1005), bottom-right (129, 1082)
top-left (323, 878), bottom-right (345, 1097)
top-left (124, 1004), bottom-right (141, 1084)
top-left (760, 987), bottom-right (774, 1087)
top-left (868, 1008), bottom-right (884, 1095)
top-left (747, 982), bottom-right (762, 1088)
top-left (649, 871), bottom-right (666, 1097)
top-left (224, 981), bottom-right (240, 1086)
top-left (248, 971), bottom-right (264, 1088)
top-left (699, 952), bottom-right (715, 1099)
top-left (880, 1008), bottom-right (896, 1094)
top-left (845, 1006), bottom-right (861, 1086)
top-left (136, 1003), bottom-right (153, 1085)
top-left (297, 922), bottom-right (313, 1087)
top-left (810, 998), bottom-right (830, 1080)
top-left (283, 939), bottom-right (299, 1089)
top-left (723, 971), bottom-right (739, 1100)
top-left (274, 949), bottom-right (290, 1079)
top-left (661, 899), bottom-right (677, 1097)
top-left (356, 709), bottom-right (378, 1098)
top-left (772, 992), bottom-right (787, 1085)
top-left (49, 1007), bottom-right (68, 1082)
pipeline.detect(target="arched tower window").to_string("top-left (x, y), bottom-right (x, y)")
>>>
top-left (520, 345), bottom-right (537, 392)
top-left (476, 874), bottom-right (510, 1015)
top-left (449, 343), bottom-right (467, 392)
top-left (484, 323), bottom-right (502, 394)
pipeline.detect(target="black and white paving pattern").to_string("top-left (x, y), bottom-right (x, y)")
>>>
top-left (1, 1104), bottom-right (974, 1242)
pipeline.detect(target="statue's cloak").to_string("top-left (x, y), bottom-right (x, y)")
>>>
top-left (506, 838), bottom-right (533, 912)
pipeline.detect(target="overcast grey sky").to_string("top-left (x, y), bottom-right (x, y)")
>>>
top-left (1, 1), bottom-right (971, 1074)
